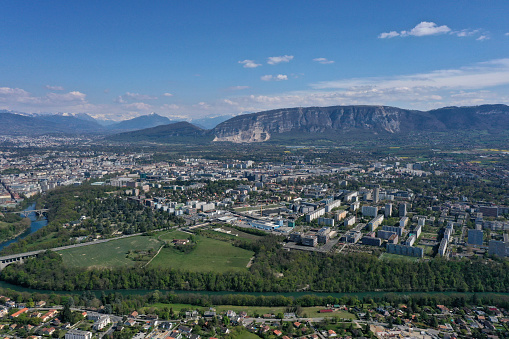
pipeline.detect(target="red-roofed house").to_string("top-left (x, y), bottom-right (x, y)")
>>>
top-left (10, 308), bottom-right (28, 319)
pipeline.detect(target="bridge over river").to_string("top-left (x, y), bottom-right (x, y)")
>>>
top-left (4, 209), bottom-right (49, 218)
top-left (0, 233), bottom-right (142, 270)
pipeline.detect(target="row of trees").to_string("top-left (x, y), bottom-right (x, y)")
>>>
top-left (3, 284), bottom-right (509, 318)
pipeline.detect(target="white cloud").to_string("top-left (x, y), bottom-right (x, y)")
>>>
top-left (455, 29), bottom-right (480, 37)
top-left (379, 21), bottom-right (487, 39)
top-left (313, 58), bottom-right (334, 64)
top-left (0, 87), bottom-right (86, 106)
top-left (476, 35), bottom-right (489, 41)
top-left (267, 55), bottom-right (294, 65)
top-left (161, 103), bottom-right (179, 110)
top-left (0, 87), bottom-right (31, 98)
top-left (163, 92), bottom-right (173, 97)
top-left (114, 96), bottom-right (126, 104)
top-left (379, 31), bottom-right (400, 39)
top-left (123, 102), bottom-right (152, 111)
top-left (45, 85), bottom-right (64, 91)
top-left (312, 58), bottom-right (509, 91)
top-left (505, 33), bottom-right (509, 36)
top-left (223, 99), bottom-right (239, 106)
top-left (238, 59), bottom-right (261, 68)
top-left (404, 21), bottom-right (451, 36)
top-left (46, 91), bottom-right (86, 102)
top-left (261, 74), bottom-right (288, 81)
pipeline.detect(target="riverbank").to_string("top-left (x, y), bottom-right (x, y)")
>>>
top-left (0, 203), bottom-right (48, 252)
top-left (0, 217), bottom-right (31, 243)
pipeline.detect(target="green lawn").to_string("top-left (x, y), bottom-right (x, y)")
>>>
top-left (149, 231), bottom-right (254, 273)
top-left (379, 252), bottom-right (421, 262)
top-left (59, 236), bottom-right (162, 268)
top-left (215, 226), bottom-right (263, 241)
top-left (57, 230), bottom-right (254, 272)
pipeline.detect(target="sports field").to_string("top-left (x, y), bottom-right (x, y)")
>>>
top-left (149, 231), bottom-right (254, 272)
top-left (59, 236), bottom-right (162, 269)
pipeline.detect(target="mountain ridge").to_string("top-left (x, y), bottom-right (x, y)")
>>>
top-left (2, 104), bottom-right (509, 142)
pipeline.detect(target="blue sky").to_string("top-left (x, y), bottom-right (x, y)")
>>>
top-left (1, 0), bottom-right (509, 120)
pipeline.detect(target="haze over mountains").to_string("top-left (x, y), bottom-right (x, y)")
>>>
top-left (0, 111), bottom-right (231, 136)
top-left (1, 104), bottom-right (508, 143)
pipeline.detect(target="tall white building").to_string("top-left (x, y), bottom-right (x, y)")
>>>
top-left (65, 330), bottom-right (92, 339)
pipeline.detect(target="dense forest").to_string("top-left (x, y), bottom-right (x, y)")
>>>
top-left (2, 240), bottom-right (508, 293)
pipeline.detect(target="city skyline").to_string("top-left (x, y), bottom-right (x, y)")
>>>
top-left (1, 1), bottom-right (509, 120)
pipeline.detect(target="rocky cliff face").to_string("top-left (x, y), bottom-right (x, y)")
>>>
top-left (212, 105), bottom-right (420, 142)
top-left (211, 104), bottom-right (509, 143)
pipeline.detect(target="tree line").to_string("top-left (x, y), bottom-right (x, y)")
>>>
top-left (2, 243), bottom-right (508, 294)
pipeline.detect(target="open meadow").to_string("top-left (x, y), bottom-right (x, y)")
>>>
top-left (59, 236), bottom-right (162, 268)
top-left (149, 230), bottom-right (254, 272)
top-left (58, 229), bottom-right (254, 272)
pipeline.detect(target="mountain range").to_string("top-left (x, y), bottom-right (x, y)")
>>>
top-left (1, 104), bottom-right (509, 143)
top-left (0, 111), bottom-right (229, 136)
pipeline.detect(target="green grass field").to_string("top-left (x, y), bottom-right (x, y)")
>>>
top-left (214, 226), bottom-right (263, 241)
top-left (149, 230), bottom-right (254, 272)
top-left (379, 252), bottom-right (421, 262)
top-left (59, 236), bottom-right (162, 269)
top-left (58, 230), bottom-right (254, 272)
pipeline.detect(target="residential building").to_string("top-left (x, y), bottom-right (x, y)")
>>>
top-left (368, 214), bottom-right (384, 231)
top-left (468, 228), bottom-right (483, 246)
top-left (386, 244), bottom-right (424, 258)
top-left (488, 239), bottom-right (508, 257)
top-left (384, 203), bottom-right (392, 217)
top-left (65, 329), bottom-right (93, 339)
top-left (344, 215), bottom-right (356, 227)
top-left (362, 206), bottom-right (378, 218)
top-left (382, 225), bottom-right (404, 236)
top-left (399, 203), bottom-right (407, 217)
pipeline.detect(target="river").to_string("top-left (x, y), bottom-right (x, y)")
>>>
top-left (0, 203), bottom-right (48, 251)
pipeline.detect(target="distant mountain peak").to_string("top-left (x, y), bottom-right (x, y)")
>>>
top-left (106, 112), bottom-right (180, 132)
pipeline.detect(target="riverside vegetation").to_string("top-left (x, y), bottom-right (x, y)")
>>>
top-left (0, 213), bottom-right (31, 243)
top-left (2, 239), bottom-right (509, 293)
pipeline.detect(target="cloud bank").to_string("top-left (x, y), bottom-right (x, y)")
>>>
top-left (379, 21), bottom-right (486, 39)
